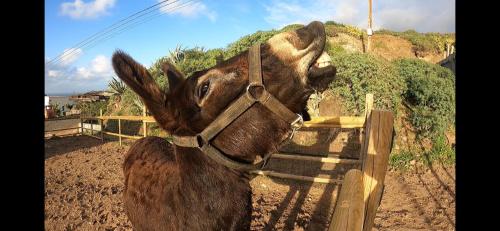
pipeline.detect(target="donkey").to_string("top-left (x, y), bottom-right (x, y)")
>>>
top-left (111, 21), bottom-right (336, 231)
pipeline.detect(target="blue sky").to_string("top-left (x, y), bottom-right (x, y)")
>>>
top-left (45, 0), bottom-right (455, 95)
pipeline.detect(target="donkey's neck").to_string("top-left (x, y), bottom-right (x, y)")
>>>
top-left (173, 145), bottom-right (251, 186)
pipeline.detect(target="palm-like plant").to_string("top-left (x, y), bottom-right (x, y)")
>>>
top-left (109, 77), bottom-right (127, 95)
top-left (168, 44), bottom-right (185, 64)
top-left (108, 77), bottom-right (127, 109)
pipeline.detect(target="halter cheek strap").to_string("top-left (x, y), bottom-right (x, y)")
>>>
top-left (172, 44), bottom-right (304, 171)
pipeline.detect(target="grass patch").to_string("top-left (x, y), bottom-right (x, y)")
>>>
top-left (422, 135), bottom-right (455, 166)
top-left (389, 134), bottom-right (455, 170)
top-left (389, 150), bottom-right (416, 171)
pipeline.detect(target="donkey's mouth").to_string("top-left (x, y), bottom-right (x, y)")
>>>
top-left (309, 51), bottom-right (332, 73)
top-left (307, 51), bottom-right (336, 91)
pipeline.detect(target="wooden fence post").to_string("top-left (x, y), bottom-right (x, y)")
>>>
top-left (80, 117), bottom-right (83, 135)
top-left (359, 94), bottom-right (374, 162)
top-left (364, 94), bottom-right (374, 119)
top-left (99, 109), bottom-right (104, 141)
top-left (143, 105), bottom-right (147, 137)
top-left (329, 169), bottom-right (364, 231)
top-left (361, 110), bottom-right (394, 231)
top-left (118, 118), bottom-right (122, 146)
top-left (90, 119), bottom-right (93, 136)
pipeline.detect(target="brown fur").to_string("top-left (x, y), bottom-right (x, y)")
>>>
top-left (112, 21), bottom-right (336, 231)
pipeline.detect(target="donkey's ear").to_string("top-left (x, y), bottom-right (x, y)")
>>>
top-left (161, 61), bottom-right (184, 90)
top-left (112, 50), bottom-right (171, 125)
top-left (112, 50), bottom-right (164, 104)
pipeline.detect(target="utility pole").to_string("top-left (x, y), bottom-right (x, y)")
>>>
top-left (366, 0), bottom-right (373, 52)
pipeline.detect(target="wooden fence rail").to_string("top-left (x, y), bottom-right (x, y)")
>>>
top-left (75, 105), bottom-right (367, 145)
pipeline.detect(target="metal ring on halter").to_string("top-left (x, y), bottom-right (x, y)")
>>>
top-left (288, 114), bottom-right (304, 140)
top-left (246, 83), bottom-right (267, 102)
top-left (290, 114), bottom-right (304, 130)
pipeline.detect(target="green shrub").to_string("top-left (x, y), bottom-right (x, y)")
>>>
top-left (224, 30), bottom-right (280, 59)
top-left (395, 58), bottom-right (455, 138)
top-left (148, 56), bottom-right (170, 91)
top-left (280, 24), bottom-right (304, 32)
top-left (176, 47), bottom-right (225, 77)
top-left (423, 135), bottom-right (455, 166)
top-left (327, 52), bottom-right (406, 115)
top-left (325, 41), bottom-right (346, 55)
top-left (390, 134), bottom-right (455, 168)
top-left (49, 102), bottom-right (62, 116)
top-left (325, 21), bottom-right (365, 38)
top-left (76, 100), bottom-right (108, 117)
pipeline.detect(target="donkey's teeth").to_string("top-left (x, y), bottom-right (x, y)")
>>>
top-left (314, 52), bottom-right (332, 68)
top-left (316, 61), bottom-right (332, 68)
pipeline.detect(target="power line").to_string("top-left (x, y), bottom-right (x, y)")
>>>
top-left (46, 0), bottom-right (175, 67)
top-left (84, 0), bottom-right (199, 52)
top-left (46, 0), bottom-right (188, 68)
top-left (46, 0), bottom-right (200, 79)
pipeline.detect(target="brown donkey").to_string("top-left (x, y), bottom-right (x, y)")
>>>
top-left (112, 21), bottom-right (336, 231)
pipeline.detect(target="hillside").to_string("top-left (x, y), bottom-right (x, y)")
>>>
top-left (91, 21), bottom-right (455, 169)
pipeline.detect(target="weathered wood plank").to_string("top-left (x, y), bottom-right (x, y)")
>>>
top-left (118, 119), bottom-right (122, 146)
top-left (303, 116), bottom-right (365, 128)
top-left (271, 153), bottom-right (361, 164)
top-left (102, 131), bottom-right (143, 140)
top-left (329, 169), bottom-right (364, 231)
top-left (85, 115), bottom-right (364, 128)
top-left (359, 94), bottom-right (374, 168)
top-left (100, 109), bottom-right (104, 141)
top-left (361, 110), bottom-right (394, 231)
top-left (251, 170), bottom-right (342, 184)
top-left (85, 115), bottom-right (157, 122)
top-left (143, 106), bottom-right (147, 137)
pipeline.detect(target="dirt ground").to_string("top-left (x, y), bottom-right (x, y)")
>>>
top-left (45, 136), bottom-right (455, 230)
top-left (45, 119), bottom-right (80, 138)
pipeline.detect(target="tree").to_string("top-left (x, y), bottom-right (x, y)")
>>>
top-left (167, 44), bottom-right (185, 64)
top-left (108, 77), bottom-right (127, 109)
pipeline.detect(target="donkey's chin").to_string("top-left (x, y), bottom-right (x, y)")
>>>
top-left (307, 51), bottom-right (336, 91)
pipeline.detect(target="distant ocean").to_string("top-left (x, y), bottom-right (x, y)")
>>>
top-left (47, 93), bottom-right (77, 96)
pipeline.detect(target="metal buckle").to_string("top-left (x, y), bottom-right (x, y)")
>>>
top-left (246, 83), bottom-right (266, 102)
top-left (289, 114), bottom-right (304, 140)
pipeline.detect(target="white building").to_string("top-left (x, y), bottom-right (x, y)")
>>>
top-left (45, 95), bottom-right (50, 107)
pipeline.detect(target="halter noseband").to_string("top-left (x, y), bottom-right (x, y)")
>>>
top-left (171, 43), bottom-right (304, 171)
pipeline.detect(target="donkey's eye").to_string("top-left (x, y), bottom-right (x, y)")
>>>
top-left (197, 81), bottom-right (210, 99)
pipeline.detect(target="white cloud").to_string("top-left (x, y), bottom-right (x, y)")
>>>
top-left (60, 0), bottom-right (116, 20)
top-left (263, 0), bottom-right (455, 33)
top-left (73, 55), bottom-right (113, 80)
top-left (45, 54), bottom-right (114, 94)
top-left (59, 48), bottom-right (83, 66)
top-left (48, 70), bottom-right (63, 78)
top-left (158, 0), bottom-right (217, 22)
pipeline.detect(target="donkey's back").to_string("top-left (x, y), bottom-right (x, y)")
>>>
top-left (122, 137), bottom-right (181, 230)
top-left (122, 137), bottom-right (252, 231)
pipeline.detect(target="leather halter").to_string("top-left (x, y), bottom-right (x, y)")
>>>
top-left (171, 43), bottom-right (304, 171)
